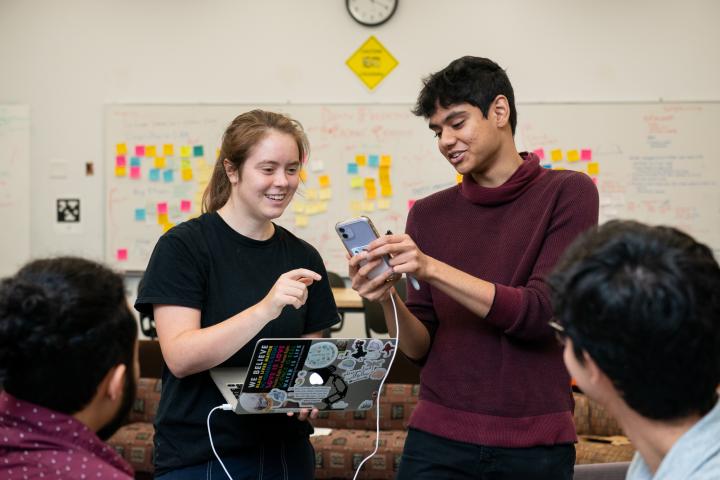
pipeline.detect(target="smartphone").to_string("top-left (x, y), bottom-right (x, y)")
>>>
top-left (335, 216), bottom-right (395, 280)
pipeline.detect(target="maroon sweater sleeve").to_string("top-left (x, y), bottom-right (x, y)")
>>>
top-left (484, 172), bottom-right (599, 340)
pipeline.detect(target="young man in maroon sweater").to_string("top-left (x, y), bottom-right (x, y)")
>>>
top-left (349, 56), bottom-right (599, 479)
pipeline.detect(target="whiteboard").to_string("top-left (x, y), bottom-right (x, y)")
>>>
top-left (0, 105), bottom-right (31, 277)
top-left (105, 103), bottom-right (720, 273)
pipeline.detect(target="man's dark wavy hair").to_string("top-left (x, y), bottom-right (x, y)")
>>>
top-left (0, 257), bottom-right (137, 414)
top-left (549, 220), bottom-right (720, 420)
top-left (412, 56), bottom-right (517, 135)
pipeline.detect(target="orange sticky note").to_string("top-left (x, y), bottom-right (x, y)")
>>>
top-left (299, 169), bottom-right (308, 182)
top-left (115, 166), bottom-right (126, 177)
top-left (379, 155), bottom-right (392, 167)
top-left (550, 149), bottom-right (563, 162)
top-left (162, 222), bottom-right (175, 233)
top-left (381, 184), bottom-right (393, 197)
top-left (365, 189), bottom-right (377, 200)
top-left (567, 150), bottom-right (580, 162)
top-left (318, 175), bottom-right (330, 188)
top-left (364, 178), bottom-right (376, 189)
top-left (154, 157), bottom-right (166, 168)
top-left (456, 173), bottom-right (463, 184)
top-left (145, 146), bottom-right (157, 157)
top-left (116, 143), bottom-right (128, 155)
top-left (157, 212), bottom-right (169, 225)
top-left (355, 154), bottom-right (367, 166)
top-left (587, 162), bottom-right (599, 175)
top-left (181, 168), bottom-right (193, 181)
top-left (163, 144), bottom-right (174, 156)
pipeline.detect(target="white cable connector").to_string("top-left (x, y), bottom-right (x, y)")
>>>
top-left (207, 404), bottom-right (234, 480)
top-left (352, 291), bottom-right (400, 480)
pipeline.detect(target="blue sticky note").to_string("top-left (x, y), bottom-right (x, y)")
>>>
top-left (193, 145), bottom-right (204, 157)
top-left (134, 208), bottom-right (146, 221)
top-left (368, 154), bottom-right (379, 167)
top-left (149, 168), bottom-right (160, 181)
top-left (541, 163), bottom-right (552, 169)
top-left (163, 169), bottom-right (174, 182)
top-left (347, 163), bottom-right (359, 174)
top-left (130, 156), bottom-right (141, 167)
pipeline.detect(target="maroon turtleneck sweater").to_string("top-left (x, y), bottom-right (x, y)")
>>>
top-left (404, 152), bottom-right (599, 447)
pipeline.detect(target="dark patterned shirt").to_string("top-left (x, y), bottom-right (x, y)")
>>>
top-left (0, 391), bottom-right (133, 479)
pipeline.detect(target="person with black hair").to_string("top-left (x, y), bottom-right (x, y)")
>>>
top-left (549, 220), bottom-right (720, 479)
top-left (135, 110), bottom-right (339, 479)
top-left (348, 56), bottom-right (599, 479)
top-left (0, 257), bottom-right (138, 479)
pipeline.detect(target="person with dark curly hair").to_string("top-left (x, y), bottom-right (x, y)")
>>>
top-left (549, 220), bottom-right (720, 480)
top-left (0, 257), bottom-right (139, 479)
top-left (348, 56), bottom-right (599, 479)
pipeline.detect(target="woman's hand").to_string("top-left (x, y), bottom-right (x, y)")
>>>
top-left (258, 269), bottom-right (321, 320)
top-left (287, 408), bottom-right (319, 421)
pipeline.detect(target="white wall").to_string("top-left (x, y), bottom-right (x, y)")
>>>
top-left (1, 0), bottom-right (719, 261)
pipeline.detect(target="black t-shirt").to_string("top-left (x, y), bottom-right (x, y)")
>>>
top-left (135, 212), bottom-right (339, 475)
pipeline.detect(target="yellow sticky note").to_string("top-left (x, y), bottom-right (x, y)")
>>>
top-left (355, 154), bottom-right (367, 166)
top-left (154, 157), bottom-right (166, 169)
top-left (380, 155), bottom-right (392, 167)
top-left (115, 165), bottom-right (126, 177)
top-left (365, 189), bottom-right (377, 200)
top-left (299, 169), bottom-right (308, 182)
top-left (162, 222), bottom-right (175, 233)
top-left (456, 173), bottom-right (463, 184)
top-left (381, 184), bottom-right (393, 197)
top-left (362, 201), bottom-right (375, 212)
top-left (318, 175), bottom-right (330, 188)
top-left (145, 146), bottom-right (157, 157)
top-left (317, 202), bottom-right (328, 213)
top-left (567, 150), bottom-right (580, 162)
top-left (163, 144), bottom-right (174, 156)
top-left (350, 200), bottom-right (363, 212)
top-left (181, 168), bottom-right (193, 181)
top-left (292, 201), bottom-right (306, 214)
top-left (350, 177), bottom-right (363, 188)
top-left (378, 198), bottom-right (391, 210)
top-left (180, 158), bottom-right (192, 169)
top-left (550, 149), bottom-right (563, 162)
top-left (364, 178), bottom-right (376, 188)
top-left (295, 215), bottom-right (309, 227)
top-left (197, 168), bottom-right (211, 183)
top-left (552, 166), bottom-right (566, 171)
top-left (319, 188), bottom-right (332, 200)
top-left (180, 145), bottom-right (191, 157)
top-left (157, 213), bottom-right (169, 225)
top-left (587, 162), bottom-right (600, 175)
top-left (305, 188), bottom-right (318, 200)
top-left (116, 143), bottom-right (128, 155)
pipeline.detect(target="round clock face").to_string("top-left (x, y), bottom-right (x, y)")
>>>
top-left (346, 0), bottom-right (398, 27)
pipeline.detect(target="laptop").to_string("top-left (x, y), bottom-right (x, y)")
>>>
top-left (210, 337), bottom-right (397, 414)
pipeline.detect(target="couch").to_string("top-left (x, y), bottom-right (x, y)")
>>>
top-left (108, 341), bottom-right (634, 479)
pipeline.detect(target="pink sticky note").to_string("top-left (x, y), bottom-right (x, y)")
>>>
top-left (117, 249), bottom-right (128, 261)
top-left (115, 155), bottom-right (127, 167)
top-left (533, 148), bottom-right (545, 160)
top-left (157, 202), bottom-right (168, 215)
top-left (581, 149), bottom-right (593, 161)
top-left (592, 176), bottom-right (598, 184)
top-left (130, 166), bottom-right (141, 179)
top-left (408, 199), bottom-right (416, 210)
top-left (180, 200), bottom-right (192, 212)
top-left (135, 145), bottom-right (145, 156)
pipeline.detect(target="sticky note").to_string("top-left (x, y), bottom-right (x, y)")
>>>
top-left (292, 201), bottom-right (306, 214)
top-left (163, 170), bottom-right (173, 182)
top-left (156, 203), bottom-right (168, 215)
top-left (368, 154), bottom-right (379, 167)
top-left (116, 249), bottom-right (128, 261)
top-left (146, 146), bottom-right (157, 157)
top-left (319, 188), bottom-right (332, 200)
top-left (456, 173), bottom-right (463, 183)
top-left (115, 155), bottom-right (126, 167)
top-left (180, 200), bottom-right (192, 212)
top-left (318, 175), bottom-right (330, 188)
top-left (162, 222), bottom-right (174, 233)
top-left (116, 143), bottom-right (127, 155)
top-left (317, 202), bottom-right (328, 213)
top-left (381, 185), bottom-right (393, 197)
top-left (306, 188), bottom-right (319, 200)
top-left (180, 145), bottom-right (191, 157)
top-left (299, 169), bottom-right (308, 182)
top-left (408, 199), bottom-right (416, 210)
top-left (364, 178), bottom-right (376, 188)
top-left (157, 212), bottom-right (169, 225)
top-left (149, 168), bottom-right (160, 182)
top-left (379, 166), bottom-right (391, 184)
top-left (135, 145), bottom-right (145, 156)
top-left (134, 208), bottom-right (146, 221)
top-left (362, 200), bottom-right (375, 212)
top-left (115, 166), bottom-right (126, 177)
top-left (163, 144), bottom-right (174, 156)
top-left (542, 163), bottom-right (552, 169)
top-left (295, 215), bottom-right (309, 227)
top-left (193, 145), bottom-right (204, 157)
top-left (550, 149), bottom-right (563, 162)
top-left (180, 158), bottom-right (192, 169)
top-left (533, 148), bottom-right (545, 160)
top-left (365, 189), bottom-right (377, 200)
top-left (581, 149), bottom-right (593, 161)
top-left (355, 155), bottom-right (367, 166)
top-left (154, 157), bottom-right (166, 169)
top-left (130, 166), bottom-right (141, 179)
top-left (347, 163), bottom-right (359, 174)
top-left (552, 166), bottom-right (566, 170)
top-left (350, 176), bottom-right (363, 188)
top-left (379, 155), bottom-right (392, 167)
top-left (181, 168), bottom-right (193, 181)
top-left (377, 198), bottom-right (391, 210)
top-left (130, 156), bottom-right (141, 167)
top-left (567, 150), bottom-right (580, 162)
top-left (350, 200), bottom-right (362, 212)
top-left (587, 162), bottom-right (600, 175)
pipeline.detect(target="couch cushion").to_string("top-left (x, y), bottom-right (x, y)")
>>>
top-left (575, 438), bottom-right (635, 465)
top-left (311, 429), bottom-right (407, 479)
top-left (573, 392), bottom-right (625, 437)
top-left (108, 422), bottom-right (155, 473)
top-left (312, 384), bottom-right (419, 431)
top-left (129, 378), bottom-right (162, 423)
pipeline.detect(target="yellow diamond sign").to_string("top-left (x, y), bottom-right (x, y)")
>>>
top-left (346, 36), bottom-right (398, 90)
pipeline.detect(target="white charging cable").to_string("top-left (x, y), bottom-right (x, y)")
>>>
top-left (207, 403), bottom-right (234, 480)
top-left (352, 290), bottom-right (400, 480)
